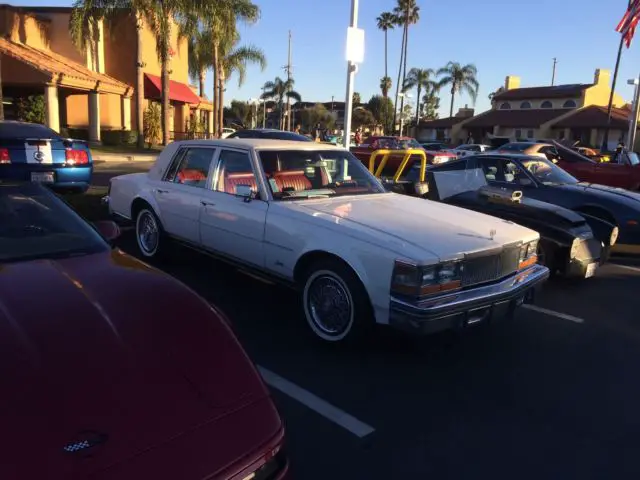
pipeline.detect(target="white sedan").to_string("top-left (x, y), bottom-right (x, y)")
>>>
top-left (106, 139), bottom-right (549, 343)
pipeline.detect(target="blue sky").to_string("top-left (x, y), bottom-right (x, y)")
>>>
top-left (17, 0), bottom-right (640, 117)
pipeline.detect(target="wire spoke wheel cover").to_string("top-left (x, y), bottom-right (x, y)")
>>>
top-left (304, 270), bottom-right (354, 341)
top-left (136, 210), bottom-right (159, 256)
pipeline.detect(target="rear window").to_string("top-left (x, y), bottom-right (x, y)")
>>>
top-left (262, 131), bottom-right (312, 142)
top-left (0, 122), bottom-right (61, 140)
top-left (500, 143), bottom-right (531, 152)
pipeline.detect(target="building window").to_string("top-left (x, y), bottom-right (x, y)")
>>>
top-left (527, 130), bottom-right (534, 139)
top-left (520, 101), bottom-right (532, 109)
top-left (541, 101), bottom-right (553, 109)
top-left (515, 129), bottom-right (522, 139)
top-left (562, 100), bottom-right (577, 108)
top-left (499, 102), bottom-right (511, 110)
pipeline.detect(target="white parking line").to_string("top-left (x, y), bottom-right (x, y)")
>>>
top-left (610, 263), bottom-right (640, 274)
top-left (257, 366), bottom-right (375, 439)
top-left (522, 304), bottom-right (585, 324)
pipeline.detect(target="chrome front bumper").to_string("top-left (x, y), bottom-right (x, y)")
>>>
top-left (389, 264), bottom-right (550, 334)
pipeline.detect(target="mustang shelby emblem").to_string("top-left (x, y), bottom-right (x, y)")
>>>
top-left (33, 150), bottom-right (45, 162)
top-left (63, 431), bottom-right (108, 454)
top-left (489, 229), bottom-right (497, 240)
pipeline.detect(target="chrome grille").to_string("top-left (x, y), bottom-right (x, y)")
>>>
top-left (462, 246), bottom-right (521, 287)
top-left (574, 238), bottom-right (601, 262)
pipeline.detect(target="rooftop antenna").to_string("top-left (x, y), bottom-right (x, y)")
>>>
top-left (551, 57), bottom-right (558, 86)
top-left (282, 30), bottom-right (293, 130)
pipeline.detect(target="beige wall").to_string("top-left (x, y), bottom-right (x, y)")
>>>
top-left (66, 94), bottom-right (89, 127)
top-left (0, 53), bottom-right (49, 84)
top-left (100, 93), bottom-right (122, 129)
top-left (38, 11), bottom-right (86, 65)
top-left (0, 8), bottom-right (50, 50)
top-left (496, 97), bottom-right (582, 110)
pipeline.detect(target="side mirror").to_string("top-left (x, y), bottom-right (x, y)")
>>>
top-left (236, 184), bottom-right (258, 202)
top-left (93, 220), bottom-right (121, 243)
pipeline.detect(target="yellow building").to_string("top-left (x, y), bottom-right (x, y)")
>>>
top-left (0, 4), bottom-right (213, 143)
top-left (415, 68), bottom-right (632, 149)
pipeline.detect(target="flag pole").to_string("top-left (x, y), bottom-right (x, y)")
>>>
top-left (602, 0), bottom-right (633, 151)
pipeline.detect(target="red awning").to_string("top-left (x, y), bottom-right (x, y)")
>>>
top-left (144, 73), bottom-right (201, 105)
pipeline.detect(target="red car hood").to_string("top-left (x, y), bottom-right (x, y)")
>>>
top-left (0, 250), bottom-right (280, 480)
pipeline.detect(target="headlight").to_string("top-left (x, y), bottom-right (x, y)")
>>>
top-left (570, 238), bottom-right (581, 258)
top-left (519, 239), bottom-right (539, 269)
top-left (414, 181), bottom-right (429, 196)
top-left (391, 260), bottom-right (462, 297)
top-left (610, 226), bottom-right (619, 246)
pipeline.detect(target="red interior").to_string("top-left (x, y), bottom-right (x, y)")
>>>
top-left (224, 172), bottom-right (258, 193)
top-left (177, 169), bottom-right (207, 183)
top-left (272, 170), bottom-right (312, 191)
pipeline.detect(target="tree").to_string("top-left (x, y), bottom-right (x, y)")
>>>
top-left (352, 92), bottom-right (361, 105)
top-left (143, 102), bottom-right (161, 148)
top-left (179, 18), bottom-right (213, 98)
top-left (367, 95), bottom-right (393, 133)
top-left (403, 67), bottom-right (436, 123)
top-left (488, 86), bottom-right (505, 101)
top-left (421, 87), bottom-right (440, 120)
top-left (392, 0), bottom-right (420, 129)
top-left (229, 99), bottom-right (252, 125)
top-left (376, 11), bottom-right (395, 95)
top-left (261, 77), bottom-right (301, 129)
top-left (437, 61), bottom-right (479, 118)
top-left (217, 35), bottom-right (266, 133)
top-left (299, 103), bottom-right (335, 131)
top-left (352, 107), bottom-right (376, 131)
top-left (16, 95), bottom-right (46, 124)
top-left (380, 76), bottom-right (392, 98)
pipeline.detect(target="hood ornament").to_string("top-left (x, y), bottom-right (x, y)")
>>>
top-left (489, 229), bottom-right (497, 240)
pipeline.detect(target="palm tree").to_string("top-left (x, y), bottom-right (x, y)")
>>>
top-left (71, 0), bottom-right (153, 148)
top-left (178, 18), bottom-right (213, 98)
top-left (217, 35), bottom-right (266, 134)
top-left (380, 76), bottom-right (392, 97)
top-left (437, 62), bottom-right (479, 117)
top-left (376, 11), bottom-right (395, 92)
top-left (403, 68), bottom-right (436, 123)
top-left (392, 0), bottom-right (420, 130)
top-left (353, 92), bottom-right (361, 104)
top-left (261, 77), bottom-right (301, 129)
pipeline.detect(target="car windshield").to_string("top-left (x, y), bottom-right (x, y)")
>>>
top-left (520, 157), bottom-right (578, 185)
top-left (257, 149), bottom-right (386, 200)
top-left (432, 166), bottom-right (488, 200)
top-left (0, 183), bottom-right (108, 262)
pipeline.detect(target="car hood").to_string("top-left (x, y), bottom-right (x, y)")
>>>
top-left (294, 193), bottom-right (536, 261)
top-left (0, 250), bottom-right (278, 479)
top-left (558, 182), bottom-right (640, 205)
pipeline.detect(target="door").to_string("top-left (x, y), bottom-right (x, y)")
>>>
top-left (595, 156), bottom-right (632, 189)
top-left (152, 147), bottom-right (216, 243)
top-left (199, 148), bottom-right (268, 267)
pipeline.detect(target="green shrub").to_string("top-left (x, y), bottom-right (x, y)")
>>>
top-left (143, 103), bottom-right (161, 148)
top-left (67, 128), bottom-right (89, 141)
top-left (101, 129), bottom-right (124, 146)
top-left (16, 95), bottom-right (46, 124)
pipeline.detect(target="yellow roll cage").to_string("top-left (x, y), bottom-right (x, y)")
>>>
top-left (367, 148), bottom-right (428, 183)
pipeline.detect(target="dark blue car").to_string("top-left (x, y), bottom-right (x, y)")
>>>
top-left (0, 121), bottom-right (92, 193)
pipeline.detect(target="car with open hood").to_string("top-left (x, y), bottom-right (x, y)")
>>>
top-left (467, 150), bottom-right (640, 254)
top-left (0, 181), bottom-right (288, 480)
top-left (105, 139), bottom-right (549, 343)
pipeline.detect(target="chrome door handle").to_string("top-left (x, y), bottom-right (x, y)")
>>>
top-left (201, 200), bottom-right (215, 207)
top-left (156, 188), bottom-right (169, 194)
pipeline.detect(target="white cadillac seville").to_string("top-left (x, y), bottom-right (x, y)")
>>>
top-left (105, 139), bottom-right (549, 343)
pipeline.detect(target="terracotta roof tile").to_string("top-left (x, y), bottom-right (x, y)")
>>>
top-left (493, 84), bottom-right (591, 101)
top-left (417, 116), bottom-right (465, 128)
top-left (0, 37), bottom-right (131, 93)
top-left (553, 105), bottom-right (632, 129)
top-left (463, 108), bottom-right (569, 128)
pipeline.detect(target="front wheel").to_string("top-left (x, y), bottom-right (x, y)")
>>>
top-left (135, 207), bottom-right (164, 259)
top-left (302, 258), bottom-right (374, 343)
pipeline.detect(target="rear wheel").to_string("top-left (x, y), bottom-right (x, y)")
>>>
top-left (302, 258), bottom-right (373, 343)
top-left (135, 207), bottom-right (164, 258)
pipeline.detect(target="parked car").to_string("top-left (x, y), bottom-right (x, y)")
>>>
top-left (221, 127), bottom-right (236, 138)
top-left (467, 151), bottom-right (640, 254)
top-left (452, 144), bottom-right (492, 158)
top-left (362, 149), bottom-right (616, 278)
top-left (0, 181), bottom-right (288, 479)
top-left (494, 142), bottom-right (554, 158)
top-left (0, 121), bottom-right (92, 193)
top-left (353, 136), bottom-right (457, 167)
top-left (106, 139), bottom-right (549, 343)
top-left (547, 141), bottom-right (640, 191)
top-left (421, 142), bottom-right (450, 152)
top-left (228, 128), bottom-right (312, 142)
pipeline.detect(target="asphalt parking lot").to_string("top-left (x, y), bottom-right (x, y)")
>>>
top-left (95, 161), bottom-right (640, 479)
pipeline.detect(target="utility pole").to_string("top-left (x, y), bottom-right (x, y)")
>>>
top-left (551, 57), bottom-right (557, 86)
top-left (343, 0), bottom-right (359, 150)
top-left (628, 76), bottom-right (640, 150)
top-left (283, 30), bottom-right (293, 131)
top-left (261, 84), bottom-right (267, 128)
top-left (331, 95), bottom-right (335, 113)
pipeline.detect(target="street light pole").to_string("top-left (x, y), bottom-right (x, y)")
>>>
top-left (627, 77), bottom-right (640, 150)
top-left (343, 0), bottom-right (359, 150)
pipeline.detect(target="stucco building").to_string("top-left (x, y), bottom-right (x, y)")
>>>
top-left (414, 68), bottom-right (633, 149)
top-left (0, 4), bottom-right (213, 143)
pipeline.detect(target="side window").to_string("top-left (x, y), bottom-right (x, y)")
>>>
top-left (164, 148), bottom-right (214, 188)
top-left (215, 150), bottom-right (258, 195)
top-left (479, 158), bottom-right (503, 182)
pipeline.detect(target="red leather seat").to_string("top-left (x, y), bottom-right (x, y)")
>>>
top-left (273, 170), bottom-right (312, 191)
top-left (224, 172), bottom-right (257, 194)
top-left (177, 169), bottom-right (207, 183)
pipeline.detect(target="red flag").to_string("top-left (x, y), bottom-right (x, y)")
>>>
top-left (617, 0), bottom-right (640, 47)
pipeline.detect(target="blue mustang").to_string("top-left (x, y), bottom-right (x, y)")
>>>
top-left (0, 121), bottom-right (92, 193)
